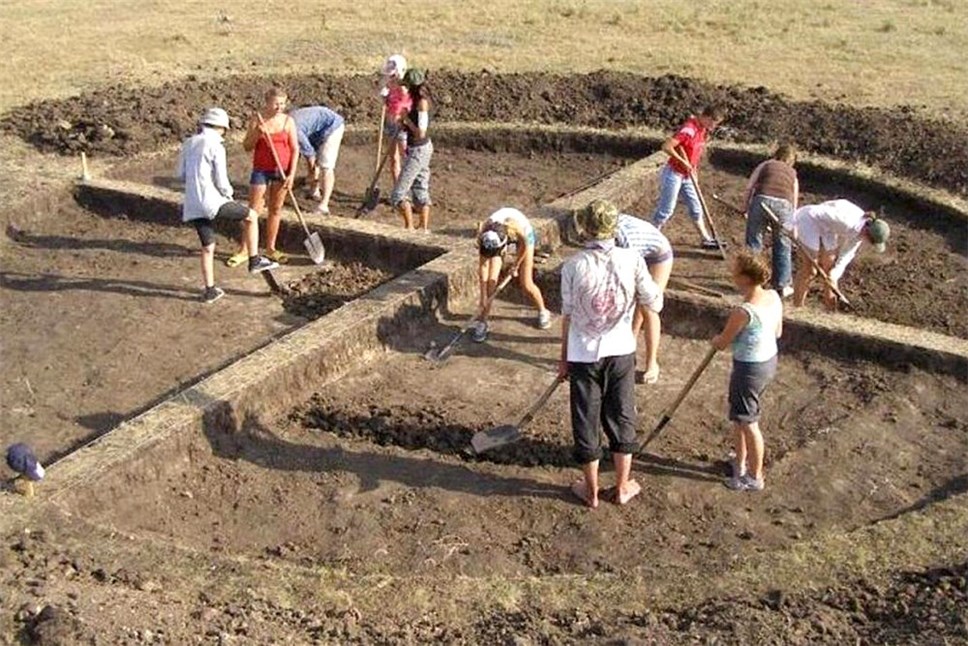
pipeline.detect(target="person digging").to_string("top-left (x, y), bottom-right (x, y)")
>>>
top-left (177, 108), bottom-right (278, 303)
top-left (652, 104), bottom-right (727, 249)
top-left (791, 199), bottom-right (891, 311)
top-left (291, 105), bottom-right (345, 215)
top-left (561, 199), bottom-right (663, 509)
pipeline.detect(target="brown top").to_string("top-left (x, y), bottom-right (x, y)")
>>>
top-left (752, 160), bottom-right (797, 202)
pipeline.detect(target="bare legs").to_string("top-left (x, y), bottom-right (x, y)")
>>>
top-left (632, 259), bottom-right (672, 382)
top-left (516, 245), bottom-right (547, 315)
top-left (572, 453), bottom-right (640, 509)
top-left (793, 247), bottom-right (836, 308)
top-left (478, 256), bottom-right (502, 320)
top-left (201, 243), bottom-right (216, 287)
top-left (200, 210), bottom-right (260, 288)
top-left (733, 421), bottom-right (764, 482)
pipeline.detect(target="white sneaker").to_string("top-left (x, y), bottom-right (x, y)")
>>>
top-left (537, 309), bottom-right (552, 330)
top-left (781, 286), bottom-right (794, 299)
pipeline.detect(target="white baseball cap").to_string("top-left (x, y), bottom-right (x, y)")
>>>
top-left (381, 54), bottom-right (408, 80)
top-left (200, 107), bottom-right (230, 129)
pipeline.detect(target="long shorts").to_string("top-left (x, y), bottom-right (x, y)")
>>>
top-left (728, 355), bottom-right (778, 424)
top-left (188, 201), bottom-right (249, 246)
top-left (645, 249), bottom-right (674, 267)
top-left (568, 353), bottom-right (638, 464)
top-left (317, 124), bottom-right (345, 170)
top-left (250, 169), bottom-right (284, 185)
top-left (390, 141), bottom-right (433, 206)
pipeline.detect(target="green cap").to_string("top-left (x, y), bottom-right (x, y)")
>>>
top-left (577, 199), bottom-right (618, 240)
top-left (867, 217), bottom-right (890, 252)
top-left (403, 67), bottom-right (425, 87)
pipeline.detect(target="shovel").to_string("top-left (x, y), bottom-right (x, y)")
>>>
top-left (471, 375), bottom-right (566, 453)
top-left (359, 144), bottom-right (394, 216)
top-left (678, 146), bottom-right (728, 262)
top-left (259, 268), bottom-right (288, 296)
top-left (426, 263), bottom-right (519, 363)
top-left (256, 113), bottom-right (326, 264)
top-left (638, 346), bottom-right (718, 452)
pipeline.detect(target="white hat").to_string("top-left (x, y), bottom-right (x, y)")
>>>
top-left (200, 107), bottom-right (230, 129)
top-left (381, 54), bottom-right (408, 80)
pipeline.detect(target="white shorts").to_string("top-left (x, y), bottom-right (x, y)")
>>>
top-left (796, 216), bottom-right (837, 254)
top-left (317, 124), bottom-right (345, 170)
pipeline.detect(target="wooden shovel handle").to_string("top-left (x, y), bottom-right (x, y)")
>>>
top-left (678, 147), bottom-right (727, 261)
top-left (518, 375), bottom-right (567, 428)
top-left (760, 202), bottom-right (851, 307)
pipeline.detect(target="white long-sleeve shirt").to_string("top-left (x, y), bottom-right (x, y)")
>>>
top-left (795, 199), bottom-right (866, 282)
top-left (561, 241), bottom-right (663, 363)
top-left (177, 127), bottom-right (234, 222)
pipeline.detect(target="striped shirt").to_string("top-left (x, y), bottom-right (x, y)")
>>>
top-left (614, 214), bottom-right (673, 264)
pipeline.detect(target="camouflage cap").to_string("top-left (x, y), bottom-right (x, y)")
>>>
top-left (866, 217), bottom-right (890, 253)
top-left (403, 67), bottom-right (426, 87)
top-left (576, 199), bottom-right (619, 240)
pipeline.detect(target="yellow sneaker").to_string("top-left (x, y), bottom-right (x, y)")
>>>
top-left (264, 248), bottom-right (289, 264)
top-left (225, 251), bottom-right (248, 268)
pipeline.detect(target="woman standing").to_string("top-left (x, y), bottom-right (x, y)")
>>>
top-left (743, 143), bottom-right (799, 297)
top-left (390, 68), bottom-right (433, 231)
top-left (228, 86), bottom-right (298, 267)
top-left (711, 251), bottom-right (783, 492)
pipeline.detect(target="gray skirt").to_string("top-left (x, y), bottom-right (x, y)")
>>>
top-left (728, 355), bottom-right (778, 423)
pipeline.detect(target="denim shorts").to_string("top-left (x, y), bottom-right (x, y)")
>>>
top-left (250, 169), bottom-right (284, 185)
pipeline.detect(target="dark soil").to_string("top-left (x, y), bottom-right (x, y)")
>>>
top-left (282, 262), bottom-right (391, 319)
top-left (624, 164), bottom-right (968, 338)
top-left (4, 71), bottom-right (968, 196)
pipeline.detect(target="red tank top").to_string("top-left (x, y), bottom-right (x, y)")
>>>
top-left (253, 118), bottom-right (293, 172)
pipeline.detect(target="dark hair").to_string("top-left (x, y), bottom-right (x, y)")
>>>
top-left (701, 103), bottom-right (728, 121)
top-left (774, 143), bottom-right (797, 165)
top-left (265, 85), bottom-right (287, 100)
top-left (411, 80), bottom-right (432, 104)
top-left (733, 250), bottom-right (771, 287)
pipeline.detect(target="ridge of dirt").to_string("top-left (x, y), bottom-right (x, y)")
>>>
top-left (3, 71), bottom-right (967, 196)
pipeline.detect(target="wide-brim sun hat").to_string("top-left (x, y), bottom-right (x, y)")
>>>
top-left (576, 199), bottom-right (619, 240)
top-left (867, 218), bottom-right (890, 253)
top-left (200, 107), bottom-right (230, 129)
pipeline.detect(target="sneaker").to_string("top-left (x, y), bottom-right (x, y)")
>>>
top-left (471, 321), bottom-right (488, 343)
top-left (202, 286), bottom-right (225, 304)
top-left (225, 251), bottom-right (248, 268)
top-left (537, 309), bottom-right (552, 330)
top-left (743, 474), bottom-right (765, 492)
top-left (700, 238), bottom-right (725, 250)
top-left (725, 476), bottom-right (748, 491)
top-left (781, 285), bottom-right (794, 299)
top-left (313, 203), bottom-right (330, 216)
top-left (310, 188), bottom-right (322, 201)
top-left (248, 255), bottom-right (279, 274)
top-left (264, 248), bottom-right (289, 264)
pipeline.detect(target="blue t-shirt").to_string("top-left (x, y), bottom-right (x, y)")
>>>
top-left (291, 106), bottom-right (345, 158)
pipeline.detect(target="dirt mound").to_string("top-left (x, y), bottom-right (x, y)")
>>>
top-left (281, 261), bottom-right (392, 319)
top-left (4, 71), bottom-right (967, 195)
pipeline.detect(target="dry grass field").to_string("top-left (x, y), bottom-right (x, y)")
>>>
top-left (2, 0), bottom-right (967, 117)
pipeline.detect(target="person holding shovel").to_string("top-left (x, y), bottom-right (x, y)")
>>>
top-left (791, 200), bottom-right (890, 310)
top-left (652, 104), bottom-right (727, 249)
top-left (561, 199), bottom-right (664, 509)
top-left (390, 68), bottom-right (433, 231)
top-left (291, 105), bottom-right (345, 216)
top-left (225, 86), bottom-right (298, 267)
top-left (177, 108), bottom-right (278, 303)
top-left (743, 143), bottom-right (800, 298)
top-left (474, 208), bottom-right (553, 342)
top-left (711, 250), bottom-right (783, 492)
top-left (380, 54), bottom-right (412, 183)
top-left (614, 213), bottom-right (673, 385)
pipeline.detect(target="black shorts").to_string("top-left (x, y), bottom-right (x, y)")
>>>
top-left (188, 202), bottom-right (250, 246)
top-left (728, 356), bottom-right (778, 423)
top-left (568, 353), bottom-right (638, 464)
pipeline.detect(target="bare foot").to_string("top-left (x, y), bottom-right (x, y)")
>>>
top-left (571, 480), bottom-right (598, 509)
top-left (614, 479), bottom-right (641, 505)
top-left (641, 365), bottom-right (660, 385)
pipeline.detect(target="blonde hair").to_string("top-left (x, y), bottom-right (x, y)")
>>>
top-left (732, 250), bottom-right (771, 287)
top-left (774, 143), bottom-right (797, 165)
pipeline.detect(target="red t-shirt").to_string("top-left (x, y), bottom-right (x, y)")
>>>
top-left (668, 116), bottom-right (707, 176)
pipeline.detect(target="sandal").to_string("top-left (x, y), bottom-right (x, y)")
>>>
top-left (225, 251), bottom-right (248, 268)
top-left (264, 248), bottom-right (289, 264)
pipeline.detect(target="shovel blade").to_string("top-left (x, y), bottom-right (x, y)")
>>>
top-left (471, 424), bottom-right (521, 454)
top-left (360, 187), bottom-right (381, 215)
top-left (303, 233), bottom-right (326, 264)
